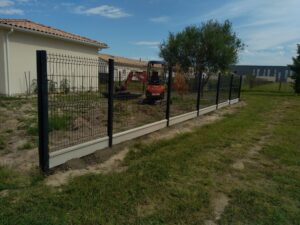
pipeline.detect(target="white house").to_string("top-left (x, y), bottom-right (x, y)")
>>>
top-left (0, 19), bottom-right (107, 95)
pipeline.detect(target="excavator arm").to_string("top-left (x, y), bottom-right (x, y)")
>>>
top-left (121, 71), bottom-right (148, 91)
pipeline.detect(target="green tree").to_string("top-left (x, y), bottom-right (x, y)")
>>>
top-left (289, 44), bottom-right (300, 94)
top-left (159, 20), bottom-right (244, 87)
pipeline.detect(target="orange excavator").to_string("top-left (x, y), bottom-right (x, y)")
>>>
top-left (111, 61), bottom-right (166, 104)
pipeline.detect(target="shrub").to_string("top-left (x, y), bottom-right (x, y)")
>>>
top-left (48, 80), bottom-right (57, 93)
top-left (173, 65), bottom-right (188, 97)
top-left (60, 79), bottom-right (70, 94)
top-left (30, 79), bottom-right (38, 94)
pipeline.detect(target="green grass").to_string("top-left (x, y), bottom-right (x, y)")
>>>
top-left (48, 115), bottom-right (72, 132)
top-left (243, 82), bottom-right (294, 93)
top-left (0, 86), bottom-right (299, 225)
top-left (21, 114), bottom-right (72, 137)
top-left (18, 142), bottom-right (36, 150)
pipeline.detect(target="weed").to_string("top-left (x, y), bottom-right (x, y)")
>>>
top-left (48, 114), bottom-right (71, 132)
top-left (18, 142), bottom-right (35, 150)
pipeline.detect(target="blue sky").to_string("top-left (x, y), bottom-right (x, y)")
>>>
top-left (0, 0), bottom-right (299, 65)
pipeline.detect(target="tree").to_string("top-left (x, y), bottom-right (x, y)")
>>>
top-left (160, 20), bottom-right (244, 89)
top-left (289, 44), bottom-right (300, 94)
top-left (173, 64), bottom-right (188, 98)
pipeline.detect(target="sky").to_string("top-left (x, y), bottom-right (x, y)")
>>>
top-left (0, 0), bottom-right (299, 66)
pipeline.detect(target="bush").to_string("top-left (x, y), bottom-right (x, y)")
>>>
top-left (48, 80), bottom-right (57, 93)
top-left (30, 79), bottom-right (38, 94)
top-left (60, 79), bottom-right (70, 94)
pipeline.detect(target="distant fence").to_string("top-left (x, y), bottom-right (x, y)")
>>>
top-left (36, 51), bottom-right (242, 172)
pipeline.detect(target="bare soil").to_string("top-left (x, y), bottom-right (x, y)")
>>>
top-left (0, 98), bottom-right (38, 171)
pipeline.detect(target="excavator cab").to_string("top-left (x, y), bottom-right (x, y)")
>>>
top-left (102, 60), bottom-right (166, 104)
top-left (149, 71), bottom-right (160, 85)
top-left (145, 61), bottom-right (166, 103)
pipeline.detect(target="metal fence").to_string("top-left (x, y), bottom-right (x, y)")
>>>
top-left (47, 53), bottom-right (108, 152)
top-left (36, 51), bottom-right (242, 172)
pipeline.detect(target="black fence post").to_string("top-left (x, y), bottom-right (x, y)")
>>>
top-left (166, 66), bottom-right (172, 126)
top-left (216, 73), bottom-right (221, 109)
top-left (37, 50), bottom-right (49, 173)
top-left (196, 73), bottom-right (202, 116)
top-left (108, 59), bottom-right (114, 147)
top-left (238, 75), bottom-right (243, 100)
top-left (228, 74), bottom-right (234, 103)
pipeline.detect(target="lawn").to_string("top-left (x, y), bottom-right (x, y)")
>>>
top-left (0, 84), bottom-right (299, 225)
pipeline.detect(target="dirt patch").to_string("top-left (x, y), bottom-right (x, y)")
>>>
top-left (212, 193), bottom-right (230, 220)
top-left (0, 97), bottom-right (37, 167)
top-left (46, 147), bottom-right (130, 186)
top-left (136, 201), bottom-right (156, 218)
top-left (204, 192), bottom-right (230, 225)
top-left (231, 160), bottom-right (245, 170)
top-left (0, 148), bottom-right (38, 171)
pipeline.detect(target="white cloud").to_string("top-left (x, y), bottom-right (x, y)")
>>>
top-left (0, 0), bottom-right (26, 15)
top-left (150, 16), bottom-right (170, 23)
top-left (134, 41), bottom-right (160, 46)
top-left (75, 5), bottom-right (131, 19)
top-left (0, 8), bottom-right (23, 14)
top-left (193, 0), bottom-right (300, 65)
top-left (0, 0), bottom-right (13, 7)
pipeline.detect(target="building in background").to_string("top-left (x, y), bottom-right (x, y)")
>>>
top-left (0, 19), bottom-right (107, 95)
top-left (231, 65), bottom-right (293, 82)
top-left (99, 53), bottom-right (147, 82)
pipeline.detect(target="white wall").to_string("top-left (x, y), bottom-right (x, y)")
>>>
top-left (0, 30), bottom-right (6, 95)
top-left (5, 29), bottom-right (99, 95)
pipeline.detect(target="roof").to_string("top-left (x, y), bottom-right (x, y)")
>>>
top-left (0, 19), bottom-right (107, 48)
top-left (99, 53), bottom-right (148, 68)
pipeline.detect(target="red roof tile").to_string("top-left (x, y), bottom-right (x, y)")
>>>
top-left (0, 19), bottom-right (107, 48)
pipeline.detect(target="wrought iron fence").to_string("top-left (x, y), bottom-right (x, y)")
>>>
top-left (36, 51), bottom-right (242, 172)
